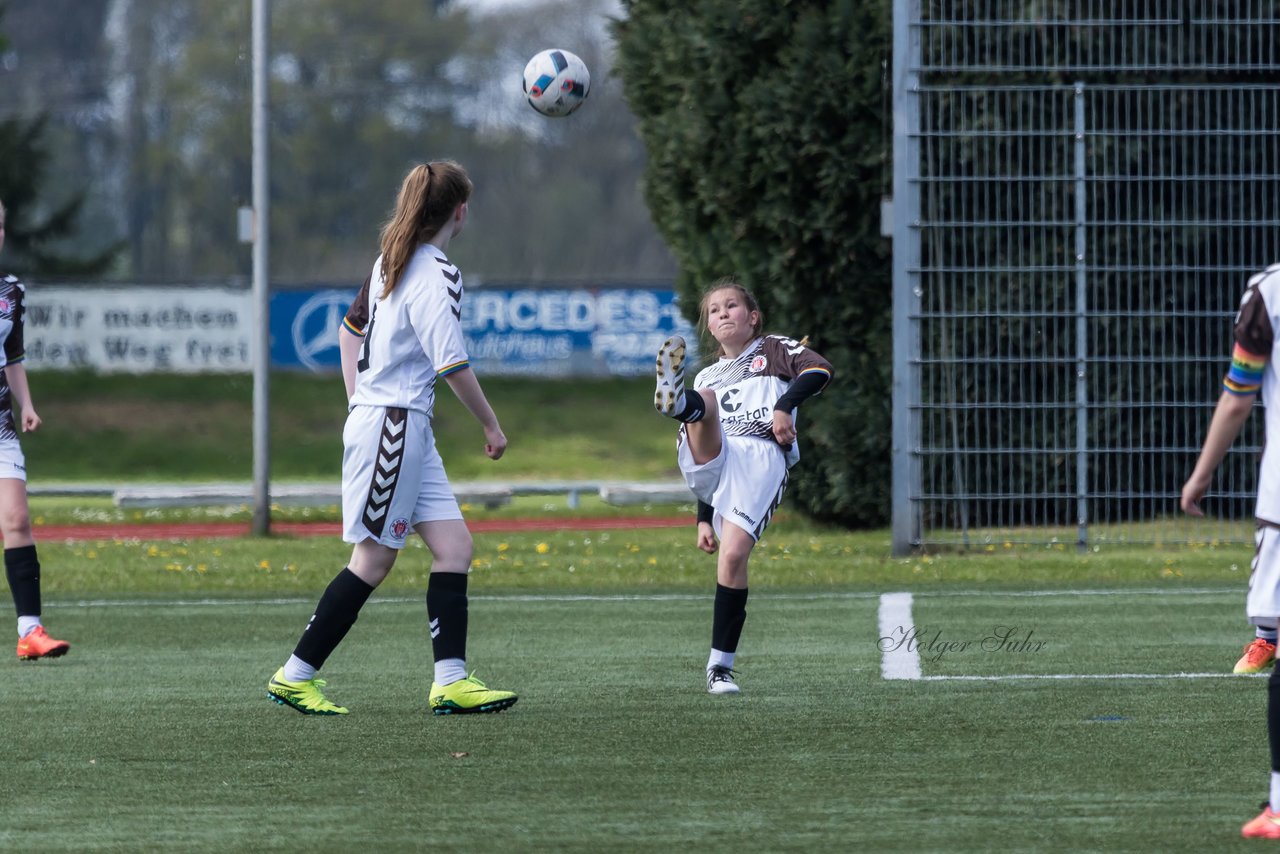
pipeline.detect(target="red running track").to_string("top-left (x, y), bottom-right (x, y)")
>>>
top-left (30, 516), bottom-right (691, 542)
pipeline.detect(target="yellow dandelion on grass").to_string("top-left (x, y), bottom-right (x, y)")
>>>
top-left (535, 543), bottom-right (550, 554)
top-left (258, 560), bottom-right (271, 570)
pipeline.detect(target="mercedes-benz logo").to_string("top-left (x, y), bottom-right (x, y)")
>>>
top-left (291, 291), bottom-right (350, 372)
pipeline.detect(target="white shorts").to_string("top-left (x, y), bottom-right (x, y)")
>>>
top-left (341, 405), bottom-right (462, 548)
top-left (677, 426), bottom-right (788, 540)
top-left (0, 436), bottom-right (27, 482)
top-left (1247, 525), bottom-right (1280, 624)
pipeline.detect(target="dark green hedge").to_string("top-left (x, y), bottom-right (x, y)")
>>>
top-left (614, 0), bottom-right (893, 527)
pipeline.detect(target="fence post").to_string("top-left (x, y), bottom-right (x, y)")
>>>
top-left (891, 0), bottom-right (922, 556)
top-left (1074, 82), bottom-right (1089, 552)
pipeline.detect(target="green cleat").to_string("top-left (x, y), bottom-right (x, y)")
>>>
top-left (429, 675), bottom-right (518, 715)
top-left (267, 667), bottom-right (349, 715)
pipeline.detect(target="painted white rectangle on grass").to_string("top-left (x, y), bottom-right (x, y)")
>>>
top-left (878, 592), bottom-right (922, 680)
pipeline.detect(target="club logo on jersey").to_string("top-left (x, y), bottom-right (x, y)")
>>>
top-left (0, 298), bottom-right (10, 315)
top-left (749, 355), bottom-right (767, 373)
top-left (391, 518), bottom-right (410, 539)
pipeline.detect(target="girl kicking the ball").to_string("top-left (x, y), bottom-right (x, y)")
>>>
top-left (653, 278), bottom-right (834, 694)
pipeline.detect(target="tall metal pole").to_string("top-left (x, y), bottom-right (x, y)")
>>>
top-left (1074, 82), bottom-right (1088, 552)
top-left (890, 0), bottom-right (922, 556)
top-left (251, 0), bottom-right (271, 536)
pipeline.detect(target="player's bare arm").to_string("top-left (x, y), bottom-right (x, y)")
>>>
top-left (1181, 389), bottom-right (1255, 516)
top-left (3, 363), bottom-right (40, 432)
top-left (338, 325), bottom-right (363, 401)
top-left (443, 367), bottom-right (507, 460)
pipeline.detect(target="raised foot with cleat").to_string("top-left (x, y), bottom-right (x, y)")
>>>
top-left (654, 335), bottom-right (687, 417)
top-left (266, 667), bottom-right (349, 715)
top-left (430, 675), bottom-right (518, 715)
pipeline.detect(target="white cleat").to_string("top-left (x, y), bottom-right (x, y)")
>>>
top-left (654, 335), bottom-right (687, 416)
top-left (706, 665), bottom-right (740, 695)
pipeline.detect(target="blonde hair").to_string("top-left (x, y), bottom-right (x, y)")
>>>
top-left (378, 161), bottom-right (473, 298)
top-left (697, 278), bottom-right (764, 359)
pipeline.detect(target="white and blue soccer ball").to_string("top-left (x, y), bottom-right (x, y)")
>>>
top-left (522, 49), bottom-right (590, 118)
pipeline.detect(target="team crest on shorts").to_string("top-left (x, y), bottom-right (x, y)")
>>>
top-left (391, 518), bottom-right (410, 539)
top-left (749, 355), bottom-right (768, 372)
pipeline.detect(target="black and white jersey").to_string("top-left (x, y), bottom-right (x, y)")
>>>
top-left (690, 335), bottom-right (833, 467)
top-left (0, 274), bottom-right (26, 440)
top-left (347, 245), bottom-right (469, 416)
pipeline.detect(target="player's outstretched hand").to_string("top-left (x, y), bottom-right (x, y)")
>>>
top-left (696, 521), bottom-right (718, 554)
top-left (483, 423), bottom-right (507, 460)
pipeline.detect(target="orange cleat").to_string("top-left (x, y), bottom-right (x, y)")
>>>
top-left (1235, 638), bottom-right (1277, 674)
top-left (1243, 804), bottom-right (1280, 839)
top-left (16, 626), bottom-right (70, 661)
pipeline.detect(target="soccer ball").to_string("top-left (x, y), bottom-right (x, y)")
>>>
top-left (522, 49), bottom-right (590, 118)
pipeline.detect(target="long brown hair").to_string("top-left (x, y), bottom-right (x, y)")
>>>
top-left (378, 161), bottom-right (473, 298)
top-left (697, 277), bottom-right (764, 359)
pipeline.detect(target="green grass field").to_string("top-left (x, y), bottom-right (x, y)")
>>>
top-left (1, 516), bottom-right (1271, 852)
top-left (4, 372), bottom-right (1271, 849)
top-left (25, 372), bottom-right (677, 482)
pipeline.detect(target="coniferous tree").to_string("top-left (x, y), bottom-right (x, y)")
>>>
top-left (614, 0), bottom-right (893, 527)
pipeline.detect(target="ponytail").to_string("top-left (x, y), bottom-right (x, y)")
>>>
top-left (378, 161), bottom-right (473, 298)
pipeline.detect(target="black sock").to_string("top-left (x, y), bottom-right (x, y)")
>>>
top-left (427, 572), bottom-right (469, 662)
top-left (676, 389), bottom-right (706, 424)
top-left (292, 568), bottom-right (375, 669)
top-left (5, 545), bottom-right (40, 617)
top-left (711, 584), bottom-right (748, 655)
top-left (1270, 668), bottom-right (1280, 773)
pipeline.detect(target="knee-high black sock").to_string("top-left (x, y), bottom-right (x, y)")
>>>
top-left (5, 545), bottom-right (41, 617)
top-left (292, 568), bottom-right (375, 669)
top-left (711, 584), bottom-right (748, 654)
top-left (426, 572), bottom-right (468, 662)
top-left (676, 390), bottom-right (706, 423)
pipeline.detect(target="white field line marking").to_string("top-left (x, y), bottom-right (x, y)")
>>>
top-left (922, 672), bottom-right (1264, 681)
top-left (52, 592), bottom-right (889, 609)
top-left (878, 592), bottom-right (922, 680)
top-left (913, 586), bottom-right (1239, 599)
top-left (49, 586), bottom-right (1244, 610)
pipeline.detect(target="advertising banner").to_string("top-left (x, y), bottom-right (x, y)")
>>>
top-left (23, 286), bottom-right (251, 373)
top-left (273, 285), bottom-right (696, 376)
top-left (23, 284), bottom-right (694, 376)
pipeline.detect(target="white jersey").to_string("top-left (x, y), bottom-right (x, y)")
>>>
top-left (348, 244), bottom-right (469, 416)
top-left (1230, 263), bottom-right (1280, 523)
top-left (689, 335), bottom-right (833, 469)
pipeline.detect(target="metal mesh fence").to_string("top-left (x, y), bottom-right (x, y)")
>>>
top-left (891, 2), bottom-right (1280, 552)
